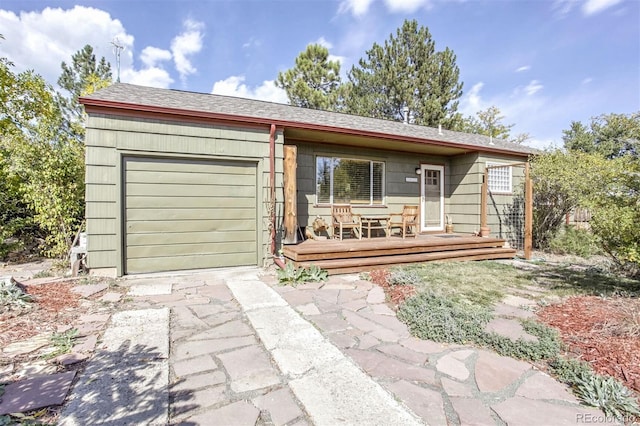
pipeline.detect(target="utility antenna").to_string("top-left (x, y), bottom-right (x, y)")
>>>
top-left (111, 38), bottom-right (125, 83)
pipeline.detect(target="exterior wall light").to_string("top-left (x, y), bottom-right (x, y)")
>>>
top-left (415, 167), bottom-right (422, 175)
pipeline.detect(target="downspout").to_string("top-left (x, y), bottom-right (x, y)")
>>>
top-left (269, 124), bottom-right (278, 258)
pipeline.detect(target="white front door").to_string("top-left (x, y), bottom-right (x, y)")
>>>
top-left (420, 164), bottom-right (444, 231)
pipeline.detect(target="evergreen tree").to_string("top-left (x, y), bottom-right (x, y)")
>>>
top-left (57, 45), bottom-right (112, 140)
top-left (346, 19), bottom-right (464, 129)
top-left (276, 44), bottom-right (343, 111)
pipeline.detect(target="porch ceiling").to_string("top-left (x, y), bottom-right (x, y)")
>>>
top-left (284, 128), bottom-right (470, 156)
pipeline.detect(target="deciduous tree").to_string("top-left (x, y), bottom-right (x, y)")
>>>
top-left (1, 40), bottom-right (85, 258)
top-left (462, 106), bottom-right (530, 144)
top-left (563, 112), bottom-right (640, 159)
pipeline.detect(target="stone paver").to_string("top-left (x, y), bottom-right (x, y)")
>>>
top-left (254, 271), bottom-right (602, 426)
top-left (218, 345), bottom-right (281, 392)
top-left (128, 268), bottom-right (312, 425)
top-left (0, 371), bottom-right (76, 415)
top-left (475, 349), bottom-right (531, 393)
top-left (47, 266), bottom-right (616, 425)
top-left (71, 283), bottom-right (108, 298)
top-left (485, 317), bottom-right (538, 342)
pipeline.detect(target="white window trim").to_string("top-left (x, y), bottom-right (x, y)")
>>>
top-left (486, 162), bottom-right (513, 194)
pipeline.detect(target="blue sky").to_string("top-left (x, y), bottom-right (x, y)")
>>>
top-left (1, 0), bottom-right (638, 148)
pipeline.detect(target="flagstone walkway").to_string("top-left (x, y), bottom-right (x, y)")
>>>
top-left (111, 267), bottom-right (611, 426)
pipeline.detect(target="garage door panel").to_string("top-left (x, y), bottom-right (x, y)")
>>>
top-left (127, 196), bottom-right (256, 210)
top-left (126, 159), bottom-right (256, 175)
top-left (127, 219), bottom-right (256, 234)
top-left (124, 156), bottom-right (257, 274)
top-left (127, 242), bottom-right (252, 259)
top-left (127, 230), bottom-right (256, 247)
top-left (126, 208), bottom-right (256, 221)
top-left (126, 183), bottom-right (255, 198)
top-left (126, 170), bottom-right (256, 186)
top-left (126, 252), bottom-right (257, 274)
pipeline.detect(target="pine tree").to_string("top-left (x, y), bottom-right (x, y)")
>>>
top-left (276, 44), bottom-right (343, 111)
top-left (57, 45), bottom-right (112, 140)
top-left (346, 19), bottom-right (464, 129)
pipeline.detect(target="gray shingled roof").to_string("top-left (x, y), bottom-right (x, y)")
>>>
top-left (82, 83), bottom-right (535, 156)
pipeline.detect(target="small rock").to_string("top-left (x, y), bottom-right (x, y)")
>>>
top-left (52, 352), bottom-right (89, 366)
top-left (72, 283), bottom-right (108, 298)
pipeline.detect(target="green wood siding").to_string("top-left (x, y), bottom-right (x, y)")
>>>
top-left (84, 114), bottom-right (279, 275)
top-left (448, 153), bottom-right (481, 234)
top-left (292, 141), bottom-right (449, 229)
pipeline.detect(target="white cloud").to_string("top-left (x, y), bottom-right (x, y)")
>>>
top-left (211, 75), bottom-right (288, 104)
top-left (140, 46), bottom-right (172, 68)
top-left (242, 37), bottom-right (262, 49)
top-left (516, 65), bottom-right (531, 72)
top-left (460, 82), bottom-right (486, 116)
top-left (338, 0), bottom-right (375, 17)
top-left (314, 37), bottom-right (333, 49)
top-left (582, 77), bottom-right (593, 85)
top-left (383, 0), bottom-right (432, 13)
top-left (0, 6), bottom-right (186, 89)
top-left (551, 0), bottom-right (579, 17)
top-left (582, 0), bottom-right (622, 15)
top-left (122, 67), bottom-right (173, 89)
top-left (0, 6), bottom-right (134, 87)
top-left (338, 0), bottom-right (432, 16)
top-left (171, 19), bottom-right (205, 82)
top-left (524, 80), bottom-right (543, 96)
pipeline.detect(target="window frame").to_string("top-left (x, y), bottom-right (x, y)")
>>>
top-left (315, 155), bottom-right (386, 206)
top-left (486, 162), bottom-right (513, 194)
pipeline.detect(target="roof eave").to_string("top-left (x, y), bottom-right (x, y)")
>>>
top-left (80, 97), bottom-right (531, 158)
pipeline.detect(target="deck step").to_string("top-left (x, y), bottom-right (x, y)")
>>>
top-left (283, 236), bottom-right (507, 262)
top-left (292, 247), bottom-right (517, 275)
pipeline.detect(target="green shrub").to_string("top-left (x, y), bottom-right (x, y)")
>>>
top-left (387, 267), bottom-right (422, 287)
top-left (277, 263), bottom-right (329, 286)
top-left (0, 278), bottom-right (34, 312)
top-left (548, 225), bottom-right (600, 258)
top-left (398, 290), bottom-right (492, 344)
top-left (398, 291), bottom-right (561, 361)
top-left (481, 320), bottom-right (561, 361)
top-left (575, 372), bottom-right (640, 420)
top-left (549, 356), bottom-right (640, 421)
top-left (44, 328), bottom-right (79, 359)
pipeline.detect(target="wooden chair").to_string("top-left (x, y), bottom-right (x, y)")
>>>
top-left (387, 205), bottom-right (419, 239)
top-left (331, 205), bottom-right (362, 240)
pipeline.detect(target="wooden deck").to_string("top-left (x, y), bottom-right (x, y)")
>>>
top-left (282, 234), bottom-right (517, 275)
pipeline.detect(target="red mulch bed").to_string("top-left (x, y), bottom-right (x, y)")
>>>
top-left (368, 269), bottom-right (416, 308)
top-left (0, 281), bottom-right (84, 348)
top-left (537, 295), bottom-right (640, 394)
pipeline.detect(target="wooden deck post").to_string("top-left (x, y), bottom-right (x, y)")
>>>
top-left (283, 145), bottom-right (298, 244)
top-left (524, 162), bottom-right (533, 260)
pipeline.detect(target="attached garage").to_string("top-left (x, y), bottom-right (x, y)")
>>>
top-left (81, 84), bottom-right (282, 276)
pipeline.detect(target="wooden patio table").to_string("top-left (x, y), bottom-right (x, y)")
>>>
top-left (360, 215), bottom-right (391, 238)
